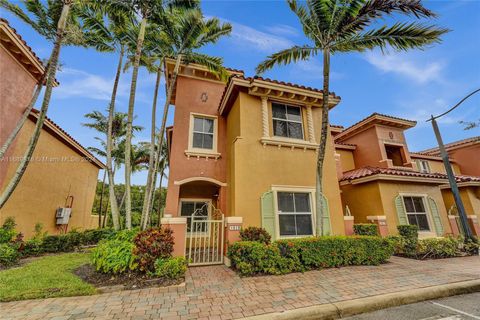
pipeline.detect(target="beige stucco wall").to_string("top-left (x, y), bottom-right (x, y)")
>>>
top-left (0, 120), bottom-right (99, 238)
top-left (441, 187), bottom-right (480, 219)
top-left (226, 92), bottom-right (345, 236)
top-left (413, 158), bottom-right (461, 175)
top-left (336, 149), bottom-right (356, 172)
top-left (341, 180), bottom-right (451, 236)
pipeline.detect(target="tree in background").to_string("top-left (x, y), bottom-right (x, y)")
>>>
top-left (256, 0), bottom-right (448, 235)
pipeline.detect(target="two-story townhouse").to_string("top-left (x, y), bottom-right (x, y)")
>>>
top-left (163, 59), bottom-right (345, 248)
top-left (334, 113), bottom-right (480, 238)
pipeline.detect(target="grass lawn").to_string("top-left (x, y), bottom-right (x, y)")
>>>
top-left (0, 252), bottom-right (96, 302)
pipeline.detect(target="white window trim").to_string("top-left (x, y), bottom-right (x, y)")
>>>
top-left (178, 198), bottom-right (212, 236)
top-left (185, 113), bottom-right (219, 157)
top-left (272, 186), bottom-right (316, 239)
top-left (399, 193), bottom-right (436, 236)
top-left (417, 159), bottom-right (431, 173)
top-left (271, 102), bottom-right (305, 141)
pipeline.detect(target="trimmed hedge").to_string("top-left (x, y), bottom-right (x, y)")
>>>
top-left (353, 224), bottom-right (378, 236)
top-left (240, 227), bottom-right (272, 244)
top-left (228, 236), bottom-right (394, 276)
top-left (154, 257), bottom-right (187, 279)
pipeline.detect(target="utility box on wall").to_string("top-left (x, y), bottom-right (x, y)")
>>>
top-left (56, 207), bottom-right (72, 225)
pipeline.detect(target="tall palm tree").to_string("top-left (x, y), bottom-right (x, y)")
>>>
top-left (78, 2), bottom-right (137, 230)
top-left (139, 8), bottom-right (232, 230)
top-left (0, 0), bottom-right (89, 209)
top-left (256, 0), bottom-right (448, 236)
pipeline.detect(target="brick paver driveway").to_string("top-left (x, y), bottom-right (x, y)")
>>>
top-left (1, 256), bottom-right (479, 320)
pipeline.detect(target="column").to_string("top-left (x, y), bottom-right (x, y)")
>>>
top-left (161, 216), bottom-right (187, 257)
top-left (344, 216), bottom-right (354, 236)
top-left (261, 96), bottom-right (269, 138)
top-left (467, 215), bottom-right (480, 236)
top-left (306, 105), bottom-right (315, 143)
top-left (224, 217), bottom-right (243, 266)
top-left (448, 215), bottom-right (460, 236)
top-left (367, 215), bottom-right (389, 237)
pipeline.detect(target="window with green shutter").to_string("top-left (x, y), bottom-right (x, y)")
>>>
top-left (261, 191), bottom-right (276, 241)
top-left (427, 197), bottom-right (444, 236)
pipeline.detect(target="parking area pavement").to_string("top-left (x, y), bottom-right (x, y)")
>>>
top-left (343, 292), bottom-right (480, 320)
top-left (0, 256), bottom-right (479, 320)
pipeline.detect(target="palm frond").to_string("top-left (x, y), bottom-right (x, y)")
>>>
top-left (0, 0), bottom-right (43, 35)
top-left (256, 46), bottom-right (318, 74)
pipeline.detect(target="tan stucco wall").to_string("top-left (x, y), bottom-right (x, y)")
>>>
top-left (336, 149), bottom-right (355, 172)
top-left (341, 180), bottom-right (451, 236)
top-left (441, 187), bottom-right (480, 219)
top-left (227, 92), bottom-right (345, 236)
top-left (413, 158), bottom-right (461, 175)
top-left (0, 120), bottom-right (99, 238)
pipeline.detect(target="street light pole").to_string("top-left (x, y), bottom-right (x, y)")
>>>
top-left (427, 88), bottom-right (480, 241)
top-left (430, 116), bottom-right (472, 239)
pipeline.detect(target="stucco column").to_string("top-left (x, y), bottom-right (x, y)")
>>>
top-left (367, 215), bottom-right (389, 237)
top-left (261, 96), bottom-right (269, 138)
top-left (467, 215), bottom-right (480, 236)
top-left (448, 215), bottom-right (460, 237)
top-left (164, 183), bottom-right (180, 216)
top-left (224, 216), bottom-right (243, 266)
top-left (344, 216), bottom-right (354, 236)
top-left (161, 216), bottom-right (187, 257)
top-left (306, 105), bottom-right (315, 143)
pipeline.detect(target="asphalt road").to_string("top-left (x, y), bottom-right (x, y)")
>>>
top-left (343, 292), bottom-right (480, 320)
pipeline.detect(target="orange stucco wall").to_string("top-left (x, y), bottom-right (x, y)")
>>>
top-left (0, 45), bottom-right (37, 184)
top-left (0, 119), bottom-right (99, 238)
top-left (164, 76), bottom-right (228, 216)
top-left (335, 149), bottom-right (356, 173)
top-left (447, 144), bottom-right (480, 176)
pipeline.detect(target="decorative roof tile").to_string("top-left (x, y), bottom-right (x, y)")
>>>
top-left (418, 136), bottom-right (480, 155)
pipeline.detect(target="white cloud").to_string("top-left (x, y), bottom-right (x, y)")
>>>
top-left (220, 18), bottom-right (293, 53)
top-left (264, 24), bottom-right (299, 37)
top-left (289, 59), bottom-right (344, 81)
top-left (365, 51), bottom-right (445, 84)
top-left (54, 68), bottom-right (129, 101)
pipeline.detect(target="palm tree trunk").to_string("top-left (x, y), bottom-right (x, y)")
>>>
top-left (0, 3), bottom-right (71, 209)
top-left (0, 58), bottom-right (51, 158)
top-left (156, 170), bottom-right (165, 227)
top-left (106, 46), bottom-right (125, 230)
top-left (124, 17), bottom-right (147, 230)
top-left (97, 170), bottom-right (106, 228)
top-left (141, 66), bottom-right (162, 229)
top-left (315, 49), bottom-right (330, 236)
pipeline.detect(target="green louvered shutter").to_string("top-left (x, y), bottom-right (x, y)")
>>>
top-left (395, 195), bottom-right (408, 225)
top-left (427, 197), bottom-right (444, 236)
top-left (320, 193), bottom-right (331, 236)
top-left (261, 191), bottom-right (276, 240)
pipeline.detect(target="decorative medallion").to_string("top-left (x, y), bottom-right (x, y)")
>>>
top-left (389, 132), bottom-right (394, 139)
top-left (200, 92), bottom-right (208, 102)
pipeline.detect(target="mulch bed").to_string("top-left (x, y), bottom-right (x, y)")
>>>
top-left (74, 264), bottom-right (183, 290)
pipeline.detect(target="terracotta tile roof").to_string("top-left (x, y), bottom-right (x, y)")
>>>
top-left (330, 124), bottom-right (344, 129)
top-left (0, 18), bottom-right (44, 69)
top-left (30, 109), bottom-right (105, 168)
top-left (419, 136), bottom-right (480, 155)
top-left (340, 166), bottom-right (480, 183)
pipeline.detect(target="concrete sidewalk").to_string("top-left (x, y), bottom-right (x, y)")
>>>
top-left (1, 256), bottom-right (479, 320)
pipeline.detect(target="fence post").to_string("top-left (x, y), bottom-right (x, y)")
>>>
top-left (448, 215), bottom-right (460, 236)
top-left (467, 215), bottom-right (480, 236)
top-left (161, 216), bottom-right (187, 257)
top-left (224, 217), bottom-right (243, 266)
top-left (367, 215), bottom-right (389, 237)
top-left (344, 216), bottom-right (354, 236)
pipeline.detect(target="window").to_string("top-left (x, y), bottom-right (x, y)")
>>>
top-left (277, 192), bottom-right (313, 236)
top-left (192, 116), bottom-right (214, 150)
top-left (272, 103), bottom-right (304, 140)
top-left (180, 200), bottom-right (209, 233)
top-left (417, 160), bottom-right (431, 173)
top-left (385, 145), bottom-right (405, 166)
top-left (402, 196), bottom-right (430, 231)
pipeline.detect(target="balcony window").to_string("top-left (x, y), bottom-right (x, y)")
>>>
top-left (385, 144), bottom-right (405, 166)
top-left (272, 103), bottom-right (304, 140)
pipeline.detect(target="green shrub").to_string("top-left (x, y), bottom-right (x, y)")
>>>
top-left (240, 227), bottom-right (272, 244)
top-left (22, 239), bottom-right (43, 257)
top-left (133, 227), bottom-right (174, 272)
top-left (82, 228), bottom-right (116, 244)
top-left (229, 236), bottom-right (394, 276)
top-left (463, 236), bottom-right (479, 255)
top-left (153, 257), bottom-right (187, 279)
top-left (353, 224), bottom-right (379, 236)
top-left (0, 217), bottom-right (17, 244)
top-left (416, 237), bottom-right (459, 259)
top-left (32, 223), bottom-right (47, 241)
top-left (91, 239), bottom-right (137, 274)
top-left (111, 228), bottom-right (139, 242)
top-left (0, 243), bottom-right (20, 267)
top-left (397, 225), bottom-right (419, 239)
top-left (397, 225), bottom-right (419, 256)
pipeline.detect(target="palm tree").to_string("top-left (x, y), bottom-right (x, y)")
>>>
top-left (256, 0), bottom-right (448, 236)
top-left (0, 0), bottom-right (89, 209)
top-left (138, 8), bottom-right (232, 230)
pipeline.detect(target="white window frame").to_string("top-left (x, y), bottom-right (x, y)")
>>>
top-left (178, 198), bottom-right (212, 235)
top-left (399, 193), bottom-right (434, 234)
top-left (272, 186), bottom-right (315, 239)
top-left (187, 113), bottom-right (218, 155)
top-left (271, 102), bottom-right (305, 141)
top-left (417, 160), bottom-right (431, 173)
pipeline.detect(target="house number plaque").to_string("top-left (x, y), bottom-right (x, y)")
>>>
top-left (229, 225), bottom-right (241, 231)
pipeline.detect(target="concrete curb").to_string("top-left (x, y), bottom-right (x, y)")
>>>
top-left (244, 279), bottom-right (480, 320)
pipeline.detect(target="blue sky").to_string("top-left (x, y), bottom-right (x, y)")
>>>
top-left (2, 0), bottom-right (479, 185)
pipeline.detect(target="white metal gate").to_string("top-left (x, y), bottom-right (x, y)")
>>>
top-left (187, 204), bottom-right (224, 266)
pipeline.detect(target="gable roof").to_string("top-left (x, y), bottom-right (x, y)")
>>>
top-left (29, 109), bottom-right (105, 169)
top-left (418, 136), bottom-right (480, 156)
top-left (334, 113), bottom-right (417, 142)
